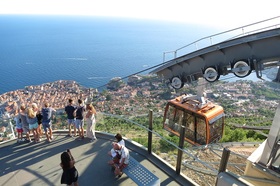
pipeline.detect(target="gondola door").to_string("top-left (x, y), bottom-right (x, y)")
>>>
top-left (184, 113), bottom-right (207, 145)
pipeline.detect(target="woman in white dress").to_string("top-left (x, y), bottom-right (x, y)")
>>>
top-left (85, 103), bottom-right (97, 142)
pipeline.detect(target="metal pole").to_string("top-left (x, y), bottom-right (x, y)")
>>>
top-left (9, 118), bottom-right (16, 139)
top-left (218, 148), bottom-right (231, 173)
top-left (148, 110), bottom-right (153, 154)
top-left (176, 125), bottom-right (186, 174)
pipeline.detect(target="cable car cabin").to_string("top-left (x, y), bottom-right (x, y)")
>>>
top-left (163, 95), bottom-right (225, 145)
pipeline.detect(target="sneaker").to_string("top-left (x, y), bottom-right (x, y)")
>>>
top-left (90, 137), bottom-right (97, 142)
top-left (50, 136), bottom-right (53, 140)
top-left (66, 134), bottom-right (71, 137)
top-left (48, 139), bottom-right (52, 142)
top-left (17, 139), bottom-right (20, 143)
top-left (117, 173), bottom-right (123, 178)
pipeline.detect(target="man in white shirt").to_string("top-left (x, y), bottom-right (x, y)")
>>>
top-left (108, 143), bottom-right (129, 178)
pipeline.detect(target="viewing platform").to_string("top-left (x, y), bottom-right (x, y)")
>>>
top-left (0, 131), bottom-right (194, 186)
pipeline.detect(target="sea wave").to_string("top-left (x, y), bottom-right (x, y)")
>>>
top-left (65, 58), bottom-right (88, 61)
top-left (87, 76), bottom-right (110, 80)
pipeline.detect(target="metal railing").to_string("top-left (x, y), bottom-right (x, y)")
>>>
top-left (163, 16), bottom-right (280, 62)
top-left (0, 110), bottom-right (259, 185)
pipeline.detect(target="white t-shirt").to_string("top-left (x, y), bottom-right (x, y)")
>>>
top-left (111, 139), bottom-right (125, 158)
top-left (118, 139), bottom-right (125, 147)
top-left (119, 146), bottom-right (130, 164)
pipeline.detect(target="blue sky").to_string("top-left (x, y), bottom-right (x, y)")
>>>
top-left (0, 0), bottom-right (279, 29)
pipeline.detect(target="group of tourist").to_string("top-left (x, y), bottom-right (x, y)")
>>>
top-left (14, 102), bottom-right (55, 143)
top-left (14, 98), bottom-right (97, 143)
top-left (13, 98), bottom-right (129, 185)
top-left (64, 98), bottom-right (97, 142)
top-left (59, 133), bottom-right (130, 185)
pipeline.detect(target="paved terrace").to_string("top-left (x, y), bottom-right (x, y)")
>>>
top-left (0, 132), bottom-right (195, 186)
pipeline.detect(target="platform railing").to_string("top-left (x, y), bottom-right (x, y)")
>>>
top-left (0, 110), bottom-right (250, 185)
top-left (163, 16), bottom-right (280, 62)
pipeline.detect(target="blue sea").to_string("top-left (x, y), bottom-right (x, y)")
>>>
top-left (0, 15), bottom-right (227, 94)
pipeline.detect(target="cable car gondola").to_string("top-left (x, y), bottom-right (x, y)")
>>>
top-left (163, 94), bottom-right (225, 145)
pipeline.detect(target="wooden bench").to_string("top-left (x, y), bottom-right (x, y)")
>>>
top-left (123, 156), bottom-right (160, 186)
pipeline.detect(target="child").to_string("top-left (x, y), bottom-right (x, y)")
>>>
top-left (14, 111), bottom-right (23, 143)
top-left (60, 149), bottom-right (79, 186)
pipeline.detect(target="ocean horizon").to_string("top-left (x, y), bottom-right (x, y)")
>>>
top-left (0, 15), bottom-right (223, 94)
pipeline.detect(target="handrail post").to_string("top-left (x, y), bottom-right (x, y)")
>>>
top-left (218, 148), bottom-right (231, 173)
top-left (148, 110), bottom-right (153, 154)
top-left (176, 125), bottom-right (186, 174)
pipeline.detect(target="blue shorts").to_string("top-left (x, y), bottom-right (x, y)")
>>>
top-left (75, 119), bottom-right (84, 129)
top-left (67, 119), bottom-right (76, 125)
top-left (42, 122), bottom-right (52, 132)
top-left (29, 123), bottom-right (38, 130)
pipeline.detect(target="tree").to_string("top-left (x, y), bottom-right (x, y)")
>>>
top-left (106, 95), bottom-right (112, 101)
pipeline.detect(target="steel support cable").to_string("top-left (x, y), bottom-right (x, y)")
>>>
top-left (96, 68), bottom-right (259, 91)
top-left (191, 141), bottom-right (261, 151)
top-left (182, 162), bottom-right (217, 176)
top-left (228, 123), bottom-right (271, 130)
